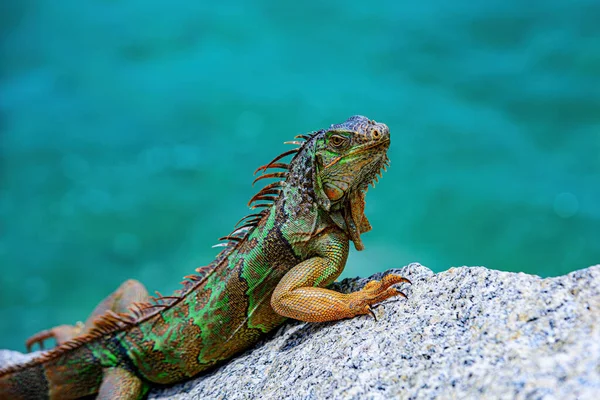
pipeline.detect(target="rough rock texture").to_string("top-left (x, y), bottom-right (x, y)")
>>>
top-left (2, 263), bottom-right (599, 399)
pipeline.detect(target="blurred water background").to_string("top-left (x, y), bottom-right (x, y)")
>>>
top-left (1, 1), bottom-right (599, 351)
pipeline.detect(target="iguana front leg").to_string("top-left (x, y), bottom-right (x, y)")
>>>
top-left (26, 279), bottom-right (149, 351)
top-left (271, 233), bottom-right (409, 322)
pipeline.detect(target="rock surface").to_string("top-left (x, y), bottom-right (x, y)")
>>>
top-left (2, 263), bottom-right (599, 399)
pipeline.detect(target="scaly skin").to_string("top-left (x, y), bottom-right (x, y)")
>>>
top-left (0, 115), bottom-right (410, 399)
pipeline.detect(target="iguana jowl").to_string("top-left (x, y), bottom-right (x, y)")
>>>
top-left (0, 115), bottom-right (410, 399)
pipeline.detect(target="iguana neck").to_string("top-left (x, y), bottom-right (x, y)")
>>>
top-left (281, 137), bottom-right (370, 250)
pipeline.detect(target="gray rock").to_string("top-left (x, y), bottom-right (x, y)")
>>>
top-left (0, 349), bottom-right (40, 370)
top-left (2, 263), bottom-right (599, 399)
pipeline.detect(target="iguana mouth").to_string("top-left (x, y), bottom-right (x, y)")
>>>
top-left (351, 137), bottom-right (391, 192)
top-left (347, 137), bottom-right (391, 157)
top-left (321, 151), bottom-right (389, 200)
top-left (320, 138), bottom-right (390, 170)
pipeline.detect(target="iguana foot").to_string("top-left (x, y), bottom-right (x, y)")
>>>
top-left (25, 279), bottom-right (149, 352)
top-left (98, 367), bottom-right (148, 400)
top-left (26, 322), bottom-right (85, 351)
top-left (348, 274), bottom-right (411, 319)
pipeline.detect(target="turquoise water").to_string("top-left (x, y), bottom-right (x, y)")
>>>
top-left (1, 1), bottom-right (599, 351)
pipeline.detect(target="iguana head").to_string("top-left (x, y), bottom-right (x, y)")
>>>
top-left (313, 115), bottom-right (390, 211)
top-left (251, 115), bottom-right (389, 250)
top-left (306, 115), bottom-right (390, 250)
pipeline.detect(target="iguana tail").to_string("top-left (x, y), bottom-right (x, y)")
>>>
top-left (0, 343), bottom-right (103, 399)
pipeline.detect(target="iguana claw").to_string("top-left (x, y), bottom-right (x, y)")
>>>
top-left (367, 306), bottom-right (378, 321)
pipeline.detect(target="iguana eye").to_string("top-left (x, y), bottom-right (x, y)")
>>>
top-left (329, 135), bottom-right (348, 149)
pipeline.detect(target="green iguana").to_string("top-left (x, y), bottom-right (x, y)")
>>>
top-left (0, 115), bottom-right (410, 399)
